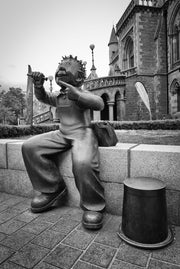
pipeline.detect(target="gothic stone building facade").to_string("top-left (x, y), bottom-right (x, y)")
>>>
top-left (84, 0), bottom-right (180, 121)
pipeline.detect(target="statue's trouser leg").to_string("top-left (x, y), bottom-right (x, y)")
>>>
top-left (22, 129), bottom-right (105, 212)
top-left (72, 129), bottom-right (105, 212)
top-left (21, 130), bottom-right (70, 193)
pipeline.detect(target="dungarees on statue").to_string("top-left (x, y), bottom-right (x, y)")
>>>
top-left (22, 55), bottom-right (105, 230)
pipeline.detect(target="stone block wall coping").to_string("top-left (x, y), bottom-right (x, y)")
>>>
top-left (0, 139), bottom-right (180, 225)
top-left (1, 139), bottom-right (180, 187)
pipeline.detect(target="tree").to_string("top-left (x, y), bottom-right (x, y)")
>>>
top-left (0, 87), bottom-right (26, 125)
top-left (0, 106), bottom-right (16, 124)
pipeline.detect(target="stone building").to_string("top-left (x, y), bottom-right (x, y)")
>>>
top-left (84, 0), bottom-right (180, 121)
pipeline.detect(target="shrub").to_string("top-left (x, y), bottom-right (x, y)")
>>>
top-left (0, 124), bottom-right (59, 138)
top-left (93, 119), bottom-right (180, 130)
top-left (0, 119), bottom-right (180, 138)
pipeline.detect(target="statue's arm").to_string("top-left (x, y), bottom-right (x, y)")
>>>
top-left (76, 91), bottom-right (104, 111)
top-left (30, 72), bottom-right (57, 107)
top-left (34, 86), bottom-right (57, 107)
top-left (57, 80), bottom-right (104, 111)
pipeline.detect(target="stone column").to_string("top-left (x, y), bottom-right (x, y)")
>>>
top-left (116, 97), bottom-right (126, 121)
top-left (119, 98), bottom-right (126, 121)
top-left (107, 101), bottom-right (114, 121)
top-left (93, 111), bottom-right (101, 121)
top-left (116, 97), bottom-right (121, 121)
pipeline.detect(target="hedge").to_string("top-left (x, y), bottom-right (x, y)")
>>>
top-left (106, 119), bottom-right (180, 130)
top-left (0, 124), bottom-right (59, 138)
top-left (0, 119), bottom-right (180, 138)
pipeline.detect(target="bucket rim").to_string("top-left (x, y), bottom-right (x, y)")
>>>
top-left (124, 177), bottom-right (166, 191)
top-left (118, 225), bottom-right (174, 249)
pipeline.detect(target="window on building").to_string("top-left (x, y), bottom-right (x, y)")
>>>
top-left (172, 25), bottom-right (180, 62)
top-left (123, 37), bottom-right (134, 70)
top-left (170, 79), bottom-right (180, 113)
top-left (170, 8), bottom-right (180, 66)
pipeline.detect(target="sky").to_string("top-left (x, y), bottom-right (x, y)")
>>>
top-left (0, 0), bottom-right (130, 91)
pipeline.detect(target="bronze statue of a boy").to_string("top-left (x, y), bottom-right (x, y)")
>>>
top-left (22, 55), bottom-right (105, 230)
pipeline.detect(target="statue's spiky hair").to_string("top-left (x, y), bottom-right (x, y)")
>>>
top-left (59, 55), bottom-right (86, 81)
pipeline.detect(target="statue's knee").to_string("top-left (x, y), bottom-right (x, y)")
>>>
top-left (73, 158), bottom-right (91, 174)
top-left (21, 139), bottom-right (35, 155)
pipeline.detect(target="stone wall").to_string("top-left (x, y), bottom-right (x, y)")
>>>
top-left (0, 137), bottom-right (180, 226)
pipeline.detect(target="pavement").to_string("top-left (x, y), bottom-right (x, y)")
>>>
top-left (0, 192), bottom-right (180, 269)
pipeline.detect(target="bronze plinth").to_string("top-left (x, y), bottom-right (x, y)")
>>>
top-left (118, 177), bottom-right (174, 249)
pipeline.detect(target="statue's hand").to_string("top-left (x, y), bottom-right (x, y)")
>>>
top-left (58, 80), bottom-right (80, 101)
top-left (31, 72), bottom-right (45, 88)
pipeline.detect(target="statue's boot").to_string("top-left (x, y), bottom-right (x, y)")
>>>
top-left (82, 211), bottom-right (103, 230)
top-left (31, 186), bottom-right (67, 213)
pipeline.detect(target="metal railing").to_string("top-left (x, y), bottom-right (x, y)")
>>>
top-left (33, 110), bottom-right (51, 124)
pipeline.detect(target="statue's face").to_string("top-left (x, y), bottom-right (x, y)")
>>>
top-left (55, 58), bottom-right (84, 87)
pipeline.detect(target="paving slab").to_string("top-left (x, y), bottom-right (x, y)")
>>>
top-left (21, 218), bottom-right (52, 235)
top-left (148, 259), bottom-right (180, 268)
top-left (44, 244), bottom-right (82, 268)
top-left (110, 259), bottom-right (144, 269)
top-left (0, 245), bottom-right (15, 264)
top-left (151, 244), bottom-right (180, 265)
top-left (80, 242), bottom-right (116, 268)
top-left (10, 243), bottom-right (49, 268)
top-left (0, 219), bottom-right (26, 234)
top-left (62, 229), bottom-right (96, 250)
top-left (0, 230), bottom-right (36, 250)
top-left (73, 261), bottom-right (102, 269)
top-left (95, 230), bottom-right (122, 248)
top-left (116, 242), bottom-right (150, 267)
top-left (34, 262), bottom-right (60, 269)
top-left (0, 260), bottom-right (26, 269)
top-left (32, 229), bottom-right (67, 249)
top-left (0, 192), bottom-right (179, 269)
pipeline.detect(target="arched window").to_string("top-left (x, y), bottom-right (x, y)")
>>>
top-left (114, 91), bottom-right (121, 120)
top-left (172, 24), bottom-right (180, 62)
top-left (170, 79), bottom-right (180, 113)
top-left (170, 7), bottom-right (180, 66)
top-left (123, 37), bottom-right (134, 70)
top-left (101, 94), bottom-right (109, 120)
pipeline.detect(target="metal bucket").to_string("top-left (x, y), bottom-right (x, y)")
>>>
top-left (118, 177), bottom-right (174, 249)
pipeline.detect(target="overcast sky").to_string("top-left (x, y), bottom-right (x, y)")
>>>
top-left (0, 0), bottom-right (130, 91)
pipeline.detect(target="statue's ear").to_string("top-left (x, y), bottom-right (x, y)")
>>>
top-left (75, 77), bottom-right (84, 86)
